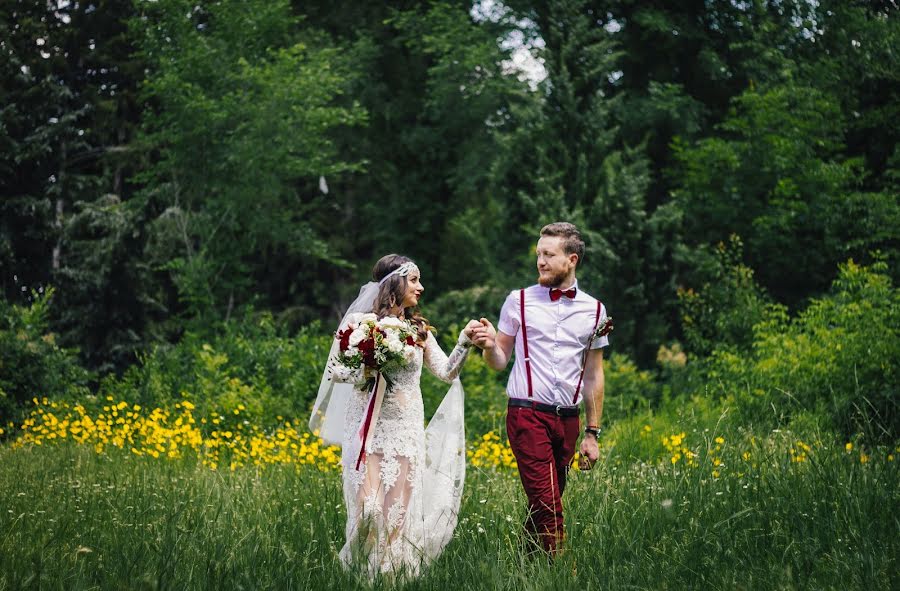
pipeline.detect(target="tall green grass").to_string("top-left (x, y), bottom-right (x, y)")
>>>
top-left (2, 434), bottom-right (896, 590)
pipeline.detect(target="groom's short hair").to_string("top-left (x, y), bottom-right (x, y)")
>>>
top-left (540, 222), bottom-right (585, 265)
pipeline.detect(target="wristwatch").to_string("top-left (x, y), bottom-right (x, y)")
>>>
top-left (584, 426), bottom-right (601, 440)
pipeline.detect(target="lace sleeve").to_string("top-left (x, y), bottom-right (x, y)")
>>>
top-left (423, 331), bottom-right (472, 384)
top-left (326, 355), bottom-right (365, 385)
top-left (326, 315), bottom-right (369, 385)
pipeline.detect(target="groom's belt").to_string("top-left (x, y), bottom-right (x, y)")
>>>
top-left (508, 398), bottom-right (579, 417)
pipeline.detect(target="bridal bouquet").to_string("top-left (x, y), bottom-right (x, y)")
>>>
top-left (333, 314), bottom-right (420, 469)
top-left (334, 313), bottom-right (418, 377)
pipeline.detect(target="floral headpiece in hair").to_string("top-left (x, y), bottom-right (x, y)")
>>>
top-left (378, 261), bottom-right (419, 285)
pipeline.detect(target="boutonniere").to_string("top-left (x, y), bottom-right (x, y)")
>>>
top-left (592, 315), bottom-right (614, 340)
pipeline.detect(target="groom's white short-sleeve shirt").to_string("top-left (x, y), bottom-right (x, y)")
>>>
top-left (497, 281), bottom-right (609, 407)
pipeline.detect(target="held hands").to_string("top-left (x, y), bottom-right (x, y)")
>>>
top-left (469, 318), bottom-right (497, 350)
top-left (460, 319), bottom-right (483, 347)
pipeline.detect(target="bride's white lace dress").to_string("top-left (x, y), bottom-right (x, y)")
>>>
top-left (327, 317), bottom-right (470, 578)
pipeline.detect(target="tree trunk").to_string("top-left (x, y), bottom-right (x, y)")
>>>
top-left (52, 140), bottom-right (67, 271)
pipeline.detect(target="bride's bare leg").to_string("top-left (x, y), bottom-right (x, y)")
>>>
top-left (353, 452), bottom-right (387, 555)
top-left (383, 456), bottom-right (413, 545)
top-left (351, 451), bottom-right (415, 575)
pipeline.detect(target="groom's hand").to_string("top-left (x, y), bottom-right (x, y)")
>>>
top-left (578, 435), bottom-right (600, 470)
top-left (471, 318), bottom-right (496, 350)
top-left (462, 319), bottom-right (482, 343)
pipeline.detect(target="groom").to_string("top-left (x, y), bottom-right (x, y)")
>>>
top-left (471, 222), bottom-right (610, 555)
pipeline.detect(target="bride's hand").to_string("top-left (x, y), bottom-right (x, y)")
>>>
top-left (462, 319), bottom-right (481, 340)
top-left (471, 318), bottom-right (496, 350)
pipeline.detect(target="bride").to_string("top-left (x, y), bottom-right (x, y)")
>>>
top-left (309, 254), bottom-right (478, 579)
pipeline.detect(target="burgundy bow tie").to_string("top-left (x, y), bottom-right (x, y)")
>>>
top-left (549, 287), bottom-right (577, 301)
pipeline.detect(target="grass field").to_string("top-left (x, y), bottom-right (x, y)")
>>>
top-left (2, 427), bottom-right (896, 591)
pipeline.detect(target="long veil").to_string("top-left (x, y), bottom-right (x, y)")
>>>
top-left (415, 377), bottom-right (465, 558)
top-left (308, 282), bottom-right (380, 445)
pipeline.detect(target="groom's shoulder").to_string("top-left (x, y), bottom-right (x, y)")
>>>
top-left (507, 284), bottom-right (543, 299)
top-left (576, 288), bottom-right (609, 313)
top-left (500, 285), bottom-right (539, 311)
top-left (578, 287), bottom-right (598, 302)
top-left (578, 289), bottom-right (600, 305)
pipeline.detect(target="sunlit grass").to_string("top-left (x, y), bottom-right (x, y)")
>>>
top-left (1, 400), bottom-right (897, 590)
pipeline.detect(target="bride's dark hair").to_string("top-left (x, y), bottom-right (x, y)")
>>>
top-left (372, 254), bottom-right (430, 344)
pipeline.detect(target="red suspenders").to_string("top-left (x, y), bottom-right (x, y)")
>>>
top-left (520, 289), bottom-right (534, 398)
top-left (573, 300), bottom-right (603, 404)
top-left (520, 289), bottom-right (602, 405)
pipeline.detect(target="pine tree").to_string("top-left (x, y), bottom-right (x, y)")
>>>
top-left (489, 0), bottom-right (681, 362)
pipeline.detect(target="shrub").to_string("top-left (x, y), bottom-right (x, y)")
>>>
top-left (99, 309), bottom-right (333, 429)
top-left (422, 285), bottom-right (510, 340)
top-left (0, 288), bottom-right (91, 427)
top-left (677, 235), bottom-right (774, 356)
top-left (682, 260), bottom-right (898, 441)
top-left (603, 352), bottom-right (658, 424)
top-left (750, 260), bottom-right (898, 439)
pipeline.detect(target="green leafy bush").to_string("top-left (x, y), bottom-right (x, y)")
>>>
top-left (0, 288), bottom-right (91, 426)
top-left (99, 309), bottom-right (333, 429)
top-left (677, 235), bottom-right (774, 356)
top-left (691, 260), bottom-right (898, 440)
top-left (422, 285), bottom-right (511, 341)
top-left (603, 352), bottom-right (658, 424)
top-left (751, 260), bottom-right (898, 439)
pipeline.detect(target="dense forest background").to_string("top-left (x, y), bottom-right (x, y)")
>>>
top-left (2, 5), bottom-right (898, 587)
top-left (1, 0), bottom-right (897, 437)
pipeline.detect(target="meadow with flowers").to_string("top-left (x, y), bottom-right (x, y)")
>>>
top-left (1, 395), bottom-right (896, 590)
top-left (4, 0), bottom-right (899, 586)
top-left (1, 262), bottom-right (898, 589)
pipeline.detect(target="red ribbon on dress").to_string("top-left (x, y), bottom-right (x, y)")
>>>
top-left (355, 372), bottom-right (386, 470)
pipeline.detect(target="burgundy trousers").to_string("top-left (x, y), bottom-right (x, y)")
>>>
top-left (506, 405), bottom-right (580, 553)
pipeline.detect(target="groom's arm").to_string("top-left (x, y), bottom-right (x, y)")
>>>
top-left (580, 348), bottom-right (605, 430)
top-left (473, 319), bottom-right (515, 371)
top-left (578, 348), bottom-right (605, 468)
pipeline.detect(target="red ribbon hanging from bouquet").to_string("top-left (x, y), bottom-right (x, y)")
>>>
top-left (355, 372), bottom-right (386, 470)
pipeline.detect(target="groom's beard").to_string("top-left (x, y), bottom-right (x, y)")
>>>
top-left (537, 268), bottom-right (569, 288)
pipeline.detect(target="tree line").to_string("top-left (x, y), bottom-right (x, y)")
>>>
top-left (1, 0), bottom-right (897, 375)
